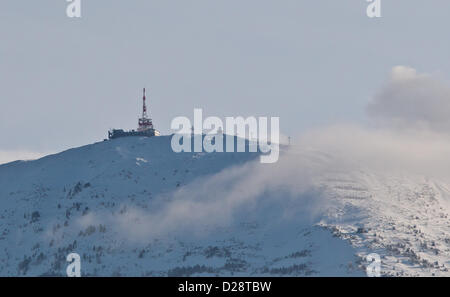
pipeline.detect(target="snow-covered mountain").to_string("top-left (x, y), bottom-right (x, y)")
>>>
top-left (0, 135), bottom-right (449, 276)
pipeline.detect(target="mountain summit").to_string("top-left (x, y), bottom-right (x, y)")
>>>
top-left (0, 135), bottom-right (449, 276)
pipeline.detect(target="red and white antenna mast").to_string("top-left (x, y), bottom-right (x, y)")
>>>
top-left (142, 88), bottom-right (148, 118)
top-left (138, 88), bottom-right (153, 131)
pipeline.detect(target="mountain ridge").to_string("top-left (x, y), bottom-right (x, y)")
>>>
top-left (0, 135), bottom-right (449, 276)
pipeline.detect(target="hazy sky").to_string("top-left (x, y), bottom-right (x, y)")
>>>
top-left (2, 0), bottom-right (450, 162)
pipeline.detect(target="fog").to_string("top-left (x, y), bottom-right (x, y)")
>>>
top-left (78, 66), bottom-right (450, 242)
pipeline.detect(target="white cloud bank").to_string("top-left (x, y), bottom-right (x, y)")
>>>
top-left (0, 150), bottom-right (49, 165)
top-left (81, 153), bottom-right (329, 243)
top-left (75, 66), bottom-right (450, 242)
top-left (367, 66), bottom-right (450, 132)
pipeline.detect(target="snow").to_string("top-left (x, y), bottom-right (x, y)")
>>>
top-left (0, 135), bottom-right (448, 276)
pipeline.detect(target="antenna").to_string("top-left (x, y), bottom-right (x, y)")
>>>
top-left (138, 87), bottom-right (153, 131)
top-left (142, 88), bottom-right (147, 118)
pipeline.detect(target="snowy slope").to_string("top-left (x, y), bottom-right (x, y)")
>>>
top-left (317, 172), bottom-right (450, 276)
top-left (0, 135), bottom-right (448, 276)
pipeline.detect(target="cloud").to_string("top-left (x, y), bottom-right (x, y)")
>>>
top-left (299, 124), bottom-right (450, 178)
top-left (367, 66), bottom-right (450, 132)
top-left (103, 154), bottom-right (328, 243)
top-left (92, 123), bottom-right (450, 243)
top-left (79, 65), bottom-right (450, 243)
top-left (0, 150), bottom-right (49, 165)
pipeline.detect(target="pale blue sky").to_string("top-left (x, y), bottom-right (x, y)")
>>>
top-left (1, 0), bottom-right (450, 158)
